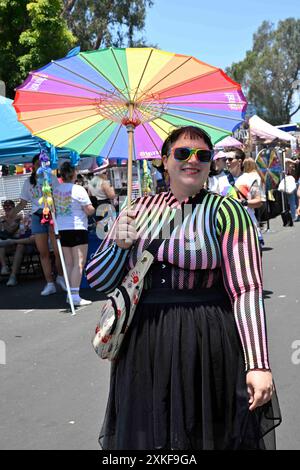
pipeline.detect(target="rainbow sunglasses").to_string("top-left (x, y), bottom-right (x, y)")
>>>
top-left (170, 147), bottom-right (214, 163)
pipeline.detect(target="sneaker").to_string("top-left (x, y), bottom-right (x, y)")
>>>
top-left (56, 275), bottom-right (67, 291)
top-left (1, 265), bottom-right (10, 275)
top-left (66, 297), bottom-right (92, 307)
top-left (6, 275), bottom-right (18, 287)
top-left (74, 298), bottom-right (92, 307)
top-left (41, 283), bottom-right (57, 296)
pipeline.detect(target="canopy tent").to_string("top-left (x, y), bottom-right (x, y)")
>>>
top-left (0, 96), bottom-right (42, 160)
top-left (249, 115), bottom-right (296, 143)
top-left (276, 123), bottom-right (299, 133)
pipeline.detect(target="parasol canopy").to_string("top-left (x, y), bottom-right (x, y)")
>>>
top-left (13, 47), bottom-right (247, 203)
top-left (13, 47), bottom-right (247, 158)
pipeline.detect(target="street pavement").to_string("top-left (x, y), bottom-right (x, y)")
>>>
top-left (0, 217), bottom-right (299, 450)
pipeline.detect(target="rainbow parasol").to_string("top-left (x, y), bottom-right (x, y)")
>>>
top-left (13, 47), bottom-right (247, 203)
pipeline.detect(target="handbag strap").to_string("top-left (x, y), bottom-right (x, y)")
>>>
top-left (227, 173), bottom-right (256, 200)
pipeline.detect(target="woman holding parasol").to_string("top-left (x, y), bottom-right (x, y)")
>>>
top-left (92, 125), bottom-right (281, 450)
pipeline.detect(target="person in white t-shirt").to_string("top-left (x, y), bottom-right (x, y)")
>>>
top-left (11, 154), bottom-right (66, 296)
top-left (53, 162), bottom-right (95, 307)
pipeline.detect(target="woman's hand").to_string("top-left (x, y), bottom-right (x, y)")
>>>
top-left (114, 209), bottom-right (137, 249)
top-left (246, 369), bottom-right (274, 411)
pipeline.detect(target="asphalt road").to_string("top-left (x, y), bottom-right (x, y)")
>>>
top-left (0, 217), bottom-right (299, 450)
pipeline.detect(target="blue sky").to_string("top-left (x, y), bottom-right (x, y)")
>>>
top-left (144, 0), bottom-right (299, 121)
top-left (145, 0), bottom-right (298, 70)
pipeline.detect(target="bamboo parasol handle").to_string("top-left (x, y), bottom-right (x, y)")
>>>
top-left (126, 103), bottom-right (135, 210)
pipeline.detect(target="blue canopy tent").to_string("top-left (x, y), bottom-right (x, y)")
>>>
top-left (0, 96), bottom-right (43, 162)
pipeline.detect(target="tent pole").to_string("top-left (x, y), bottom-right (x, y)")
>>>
top-left (51, 209), bottom-right (76, 316)
top-left (248, 121), bottom-right (252, 157)
top-left (266, 188), bottom-right (270, 231)
top-left (281, 149), bottom-right (286, 212)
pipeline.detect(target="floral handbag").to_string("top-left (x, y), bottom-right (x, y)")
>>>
top-left (92, 250), bottom-right (154, 361)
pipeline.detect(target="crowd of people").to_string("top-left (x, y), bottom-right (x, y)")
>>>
top-left (1, 147), bottom-right (299, 293)
top-left (0, 161), bottom-right (113, 300)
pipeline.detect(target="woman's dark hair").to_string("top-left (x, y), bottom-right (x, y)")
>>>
top-left (60, 161), bottom-right (76, 182)
top-left (161, 126), bottom-right (213, 158)
top-left (2, 199), bottom-right (15, 208)
top-left (208, 160), bottom-right (219, 177)
top-left (232, 148), bottom-right (246, 171)
top-left (29, 154), bottom-right (40, 187)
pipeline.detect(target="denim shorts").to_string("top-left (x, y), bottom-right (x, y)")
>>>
top-left (31, 211), bottom-right (50, 235)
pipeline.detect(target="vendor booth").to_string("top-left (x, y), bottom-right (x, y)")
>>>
top-left (249, 115), bottom-right (297, 143)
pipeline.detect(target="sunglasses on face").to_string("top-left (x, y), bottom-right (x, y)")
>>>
top-left (170, 147), bottom-right (214, 163)
top-left (226, 157), bottom-right (236, 162)
top-left (3, 206), bottom-right (13, 210)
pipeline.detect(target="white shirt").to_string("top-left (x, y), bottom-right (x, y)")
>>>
top-left (208, 171), bottom-right (229, 194)
top-left (21, 175), bottom-right (59, 213)
top-left (88, 177), bottom-right (108, 200)
top-left (53, 183), bottom-right (91, 230)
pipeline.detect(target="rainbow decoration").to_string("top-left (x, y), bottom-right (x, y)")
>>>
top-left (255, 148), bottom-right (282, 191)
top-left (13, 47), bottom-right (247, 160)
top-left (37, 152), bottom-right (54, 225)
top-left (142, 160), bottom-right (153, 195)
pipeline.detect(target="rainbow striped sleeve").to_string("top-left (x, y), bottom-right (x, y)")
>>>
top-left (86, 205), bottom-right (131, 292)
top-left (216, 197), bottom-right (270, 371)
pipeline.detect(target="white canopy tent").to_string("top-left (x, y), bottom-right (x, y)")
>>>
top-left (249, 115), bottom-right (296, 143)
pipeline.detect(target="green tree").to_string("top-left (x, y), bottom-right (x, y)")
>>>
top-left (0, 0), bottom-right (76, 98)
top-left (226, 18), bottom-right (300, 125)
top-left (62, 0), bottom-right (154, 50)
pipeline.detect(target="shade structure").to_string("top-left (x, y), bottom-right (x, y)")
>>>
top-left (13, 47), bottom-right (247, 204)
top-left (13, 47), bottom-right (247, 160)
top-left (0, 96), bottom-right (41, 160)
top-left (249, 115), bottom-right (296, 143)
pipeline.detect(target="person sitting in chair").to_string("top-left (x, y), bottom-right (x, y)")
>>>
top-left (0, 200), bottom-right (35, 286)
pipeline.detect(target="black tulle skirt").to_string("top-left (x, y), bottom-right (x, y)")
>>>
top-left (99, 288), bottom-right (281, 450)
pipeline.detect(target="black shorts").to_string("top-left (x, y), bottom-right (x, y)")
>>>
top-left (59, 229), bottom-right (88, 247)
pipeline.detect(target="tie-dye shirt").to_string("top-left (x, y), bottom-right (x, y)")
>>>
top-left (53, 183), bottom-right (91, 230)
top-left (89, 189), bottom-right (269, 371)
